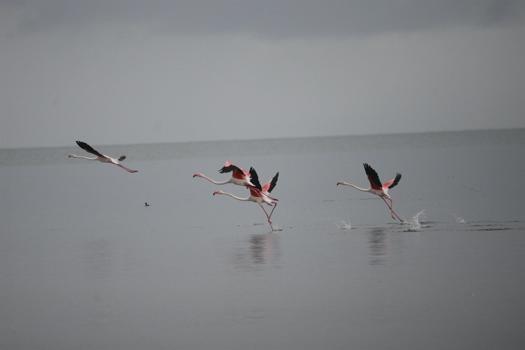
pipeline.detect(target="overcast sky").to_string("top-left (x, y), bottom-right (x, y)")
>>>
top-left (1, 0), bottom-right (524, 148)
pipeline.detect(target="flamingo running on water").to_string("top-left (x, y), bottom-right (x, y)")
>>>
top-left (213, 167), bottom-right (279, 230)
top-left (337, 163), bottom-right (404, 222)
top-left (193, 161), bottom-right (254, 187)
top-left (68, 141), bottom-right (138, 173)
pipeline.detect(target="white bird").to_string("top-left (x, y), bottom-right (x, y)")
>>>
top-left (68, 141), bottom-right (138, 173)
top-left (337, 163), bottom-right (403, 222)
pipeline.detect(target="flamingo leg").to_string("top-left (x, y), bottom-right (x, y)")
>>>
top-left (381, 197), bottom-right (404, 222)
top-left (382, 198), bottom-right (397, 221)
top-left (389, 200), bottom-right (405, 223)
top-left (258, 203), bottom-right (274, 230)
top-left (268, 203), bottom-right (277, 221)
top-left (384, 197), bottom-right (396, 220)
top-left (117, 164), bottom-right (138, 173)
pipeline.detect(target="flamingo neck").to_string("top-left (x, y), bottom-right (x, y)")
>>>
top-left (339, 182), bottom-right (370, 192)
top-left (68, 154), bottom-right (97, 160)
top-left (196, 173), bottom-right (230, 185)
top-left (216, 192), bottom-right (250, 201)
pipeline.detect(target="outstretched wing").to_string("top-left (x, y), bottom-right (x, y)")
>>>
top-left (383, 173), bottom-right (401, 189)
top-left (363, 163), bottom-right (382, 190)
top-left (264, 172), bottom-right (279, 193)
top-left (248, 167), bottom-right (262, 190)
top-left (76, 141), bottom-right (103, 157)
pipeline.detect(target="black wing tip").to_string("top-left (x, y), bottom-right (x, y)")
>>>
top-left (75, 140), bottom-right (103, 157)
top-left (249, 167), bottom-right (262, 190)
top-left (268, 172), bottom-right (279, 193)
top-left (363, 163), bottom-right (375, 174)
top-left (387, 173), bottom-right (402, 189)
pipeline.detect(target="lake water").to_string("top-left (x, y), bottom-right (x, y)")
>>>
top-left (1, 130), bottom-right (524, 349)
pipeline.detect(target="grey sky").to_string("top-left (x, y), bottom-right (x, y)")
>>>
top-left (1, 0), bottom-right (524, 148)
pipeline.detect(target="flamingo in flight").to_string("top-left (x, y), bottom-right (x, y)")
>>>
top-left (213, 167), bottom-right (279, 230)
top-left (68, 141), bottom-right (138, 173)
top-left (337, 163), bottom-right (404, 222)
top-left (193, 161), bottom-right (254, 187)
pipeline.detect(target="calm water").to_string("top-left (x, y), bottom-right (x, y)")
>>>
top-left (1, 130), bottom-right (524, 350)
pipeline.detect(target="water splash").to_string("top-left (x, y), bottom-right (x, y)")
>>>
top-left (404, 210), bottom-right (426, 232)
top-left (453, 214), bottom-right (467, 224)
top-left (338, 220), bottom-right (352, 230)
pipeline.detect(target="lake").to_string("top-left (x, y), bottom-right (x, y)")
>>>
top-left (1, 129), bottom-right (524, 349)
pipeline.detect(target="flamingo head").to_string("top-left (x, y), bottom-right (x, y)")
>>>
top-left (213, 190), bottom-right (225, 196)
top-left (336, 181), bottom-right (343, 186)
top-left (67, 154), bottom-right (73, 158)
top-left (193, 173), bottom-right (202, 178)
top-left (218, 160), bottom-right (233, 173)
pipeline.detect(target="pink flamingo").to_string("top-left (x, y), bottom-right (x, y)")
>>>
top-left (337, 163), bottom-right (404, 222)
top-left (213, 167), bottom-right (279, 230)
top-left (68, 141), bottom-right (138, 173)
top-left (193, 161), bottom-right (254, 187)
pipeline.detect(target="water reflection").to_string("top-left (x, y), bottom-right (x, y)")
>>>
top-left (81, 237), bottom-right (115, 325)
top-left (83, 238), bottom-right (115, 280)
top-left (234, 233), bottom-right (281, 270)
top-left (367, 227), bottom-right (387, 266)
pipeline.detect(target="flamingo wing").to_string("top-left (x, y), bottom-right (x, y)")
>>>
top-left (363, 163), bottom-right (382, 190)
top-left (76, 141), bottom-right (104, 157)
top-left (383, 173), bottom-right (401, 189)
top-left (248, 167), bottom-right (262, 190)
top-left (264, 172), bottom-right (279, 193)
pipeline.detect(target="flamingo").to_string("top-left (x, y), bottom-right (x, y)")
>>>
top-left (337, 163), bottom-right (404, 222)
top-left (193, 161), bottom-right (254, 187)
top-left (68, 141), bottom-right (138, 173)
top-left (213, 167), bottom-right (279, 230)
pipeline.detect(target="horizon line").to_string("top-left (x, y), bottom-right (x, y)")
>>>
top-left (1, 127), bottom-right (524, 151)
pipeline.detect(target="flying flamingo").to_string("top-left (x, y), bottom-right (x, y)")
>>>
top-left (68, 141), bottom-right (138, 173)
top-left (213, 167), bottom-right (279, 230)
top-left (337, 163), bottom-right (404, 222)
top-left (193, 161), bottom-right (254, 187)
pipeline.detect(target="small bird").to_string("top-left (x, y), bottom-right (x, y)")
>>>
top-left (68, 141), bottom-right (138, 173)
top-left (213, 167), bottom-right (279, 230)
top-left (337, 163), bottom-right (403, 222)
top-left (193, 161), bottom-right (254, 187)
top-left (144, 202), bottom-right (150, 207)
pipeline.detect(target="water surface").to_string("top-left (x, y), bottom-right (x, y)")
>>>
top-left (1, 130), bottom-right (524, 349)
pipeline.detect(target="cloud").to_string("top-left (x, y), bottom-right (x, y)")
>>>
top-left (2, 0), bottom-right (524, 38)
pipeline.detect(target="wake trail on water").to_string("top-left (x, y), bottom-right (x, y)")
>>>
top-left (338, 220), bottom-right (352, 230)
